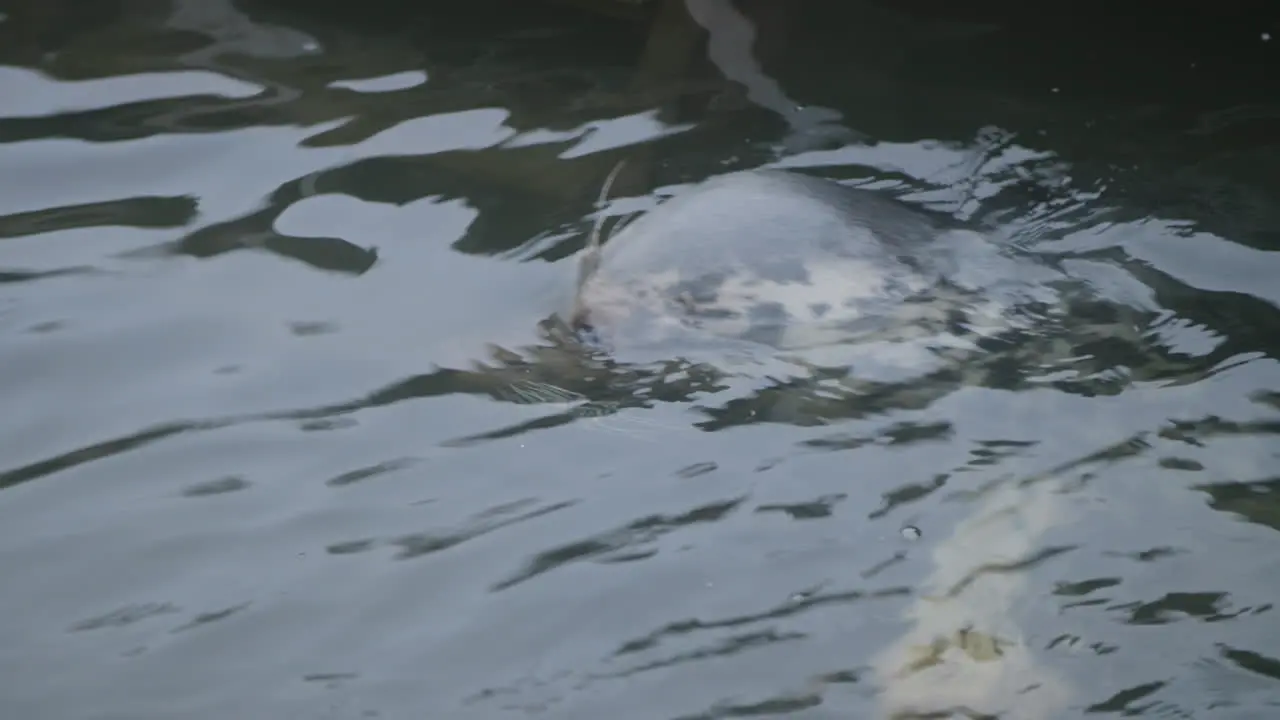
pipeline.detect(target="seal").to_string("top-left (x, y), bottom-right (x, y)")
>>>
top-left (563, 165), bottom-right (1084, 718)
top-left (463, 161), bottom-right (1144, 429)
top-left (569, 165), bottom-right (1018, 369)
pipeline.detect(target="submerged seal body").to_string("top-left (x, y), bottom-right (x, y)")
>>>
top-left (572, 168), bottom-right (989, 361)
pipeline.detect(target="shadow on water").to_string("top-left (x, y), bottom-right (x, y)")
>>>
top-left (1, 0), bottom-right (1279, 718)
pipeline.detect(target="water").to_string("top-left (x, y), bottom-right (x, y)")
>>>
top-left (1, 1), bottom-right (1278, 718)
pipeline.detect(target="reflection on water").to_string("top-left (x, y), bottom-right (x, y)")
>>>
top-left (1, 0), bottom-right (1278, 718)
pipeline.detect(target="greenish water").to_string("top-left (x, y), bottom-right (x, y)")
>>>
top-left (1, 1), bottom-right (1278, 718)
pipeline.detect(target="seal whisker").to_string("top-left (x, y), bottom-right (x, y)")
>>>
top-left (573, 159), bottom-right (629, 329)
top-left (587, 159), bottom-right (628, 255)
top-left (497, 380), bottom-right (586, 406)
top-left (581, 414), bottom-right (664, 441)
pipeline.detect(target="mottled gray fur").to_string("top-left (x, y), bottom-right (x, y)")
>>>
top-left (572, 168), bottom-right (986, 357)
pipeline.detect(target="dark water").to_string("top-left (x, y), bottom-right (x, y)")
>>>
top-left (2, 1), bottom-right (1279, 718)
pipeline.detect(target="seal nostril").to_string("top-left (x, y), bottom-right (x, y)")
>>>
top-left (572, 318), bottom-right (604, 349)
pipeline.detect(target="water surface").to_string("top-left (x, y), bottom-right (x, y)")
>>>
top-left (1, 1), bottom-right (1278, 718)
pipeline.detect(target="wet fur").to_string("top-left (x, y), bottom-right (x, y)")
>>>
top-left (570, 168), bottom-right (974, 356)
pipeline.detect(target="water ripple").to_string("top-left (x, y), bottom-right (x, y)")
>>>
top-left (1, 3), bottom-right (1278, 719)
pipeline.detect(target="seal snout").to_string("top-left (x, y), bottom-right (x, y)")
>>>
top-left (568, 306), bottom-right (599, 344)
